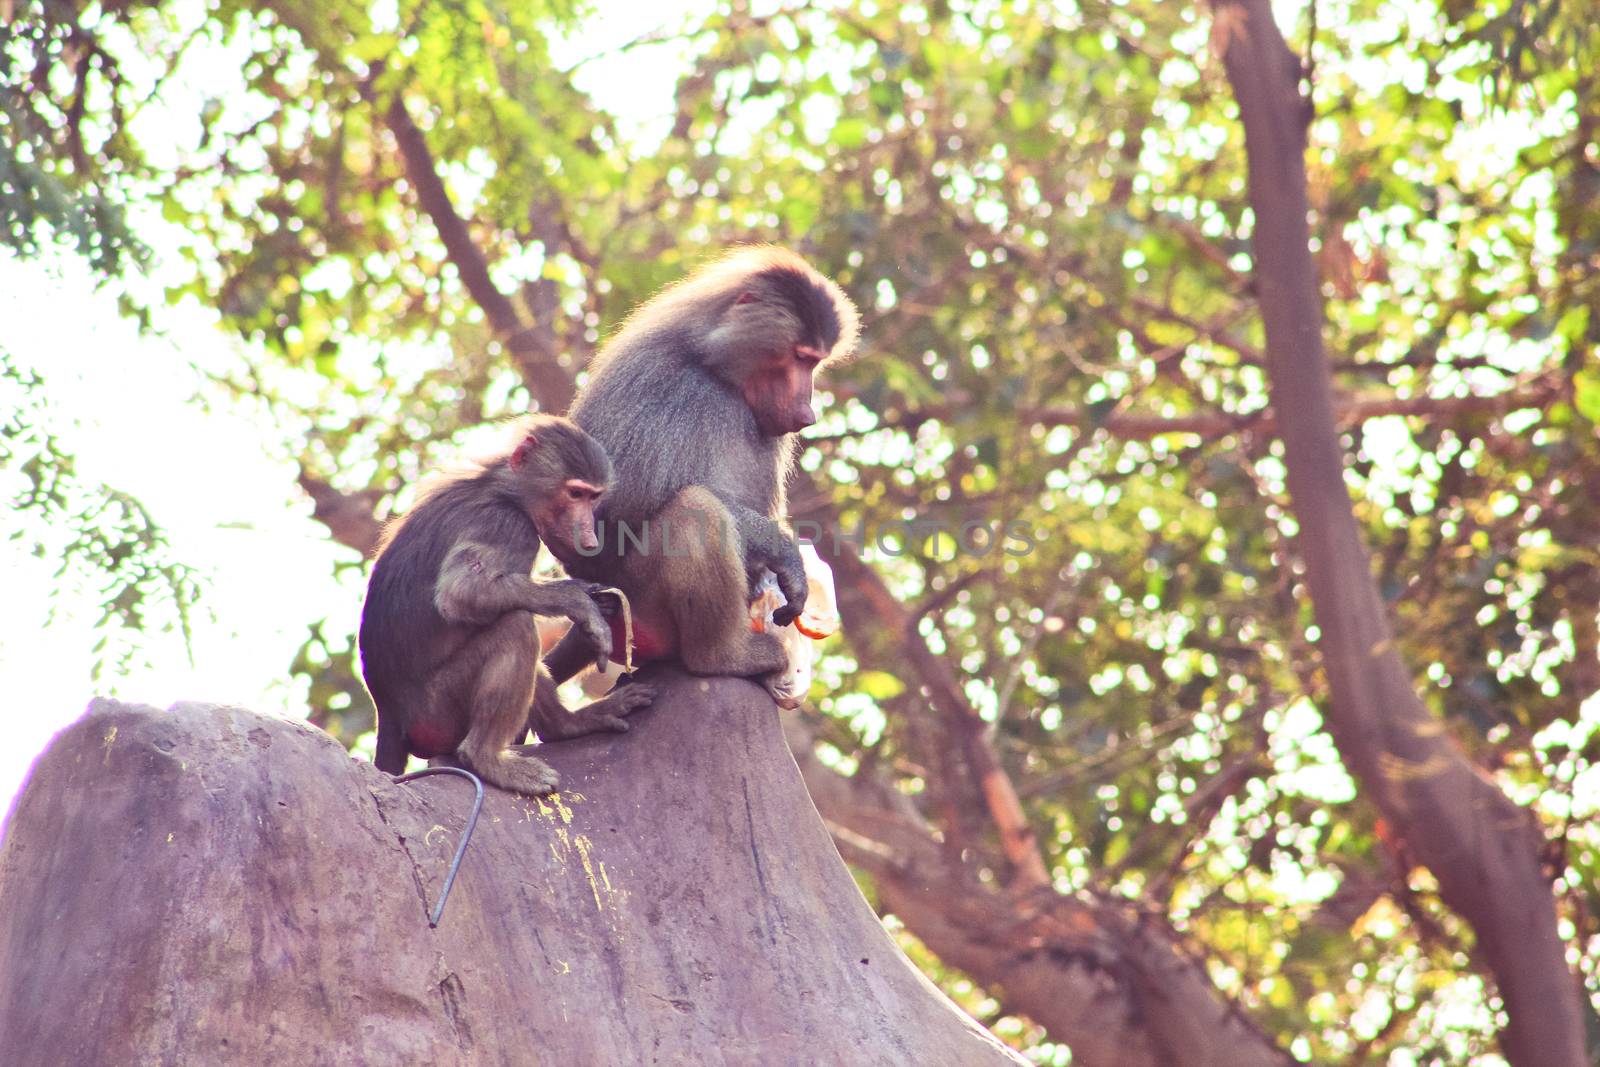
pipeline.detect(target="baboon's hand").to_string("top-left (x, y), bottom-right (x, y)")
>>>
top-left (771, 570), bottom-right (808, 628)
top-left (584, 584), bottom-right (627, 619)
top-left (583, 608), bottom-right (613, 672)
top-left (564, 586), bottom-right (613, 672)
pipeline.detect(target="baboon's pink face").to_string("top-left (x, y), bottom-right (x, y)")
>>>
top-left (742, 343), bottom-right (824, 436)
top-left (537, 479), bottom-right (604, 565)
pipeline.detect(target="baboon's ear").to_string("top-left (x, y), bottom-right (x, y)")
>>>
top-left (510, 433), bottom-right (539, 470)
top-left (734, 291), bottom-right (759, 306)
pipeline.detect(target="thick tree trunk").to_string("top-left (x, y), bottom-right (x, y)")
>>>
top-left (1211, 4), bottom-right (1586, 1064)
top-left (0, 671), bottom-right (1023, 1066)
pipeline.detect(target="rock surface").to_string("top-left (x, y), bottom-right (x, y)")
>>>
top-left (0, 669), bottom-right (1023, 1066)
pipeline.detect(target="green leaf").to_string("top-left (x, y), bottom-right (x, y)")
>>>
top-left (831, 118), bottom-right (870, 150)
top-left (856, 670), bottom-right (905, 701)
top-left (1574, 370), bottom-right (1600, 423)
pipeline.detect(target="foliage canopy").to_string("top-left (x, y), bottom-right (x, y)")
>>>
top-left (4, 0), bottom-right (1598, 1062)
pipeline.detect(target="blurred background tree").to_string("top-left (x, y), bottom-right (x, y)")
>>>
top-left (4, 0), bottom-right (1598, 1062)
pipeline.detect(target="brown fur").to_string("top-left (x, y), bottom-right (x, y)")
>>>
top-left (360, 415), bottom-right (654, 794)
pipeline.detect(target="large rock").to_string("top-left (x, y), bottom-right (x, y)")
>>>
top-left (0, 670), bottom-right (1023, 1066)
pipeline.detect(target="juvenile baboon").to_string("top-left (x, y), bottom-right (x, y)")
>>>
top-left (555, 247), bottom-right (859, 691)
top-left (360, 415), bottom-right (655, 795)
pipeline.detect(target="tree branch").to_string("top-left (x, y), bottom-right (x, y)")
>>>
top-left (296, 469), bottom-right (383, 557)
top-left (382, 92), bottom-right (576, 412)
top-left (1211, 4), bottom-right (1585, 1064)
top-left (810, 522), bottom-right (1051, 888)
top-left (827, 379), bottom-right (1563, 442)
top-left (782, 713), bottom-right (1294, 1067)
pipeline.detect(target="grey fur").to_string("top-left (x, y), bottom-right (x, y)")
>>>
top-left (553, 247), bottom-right (859, 682)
